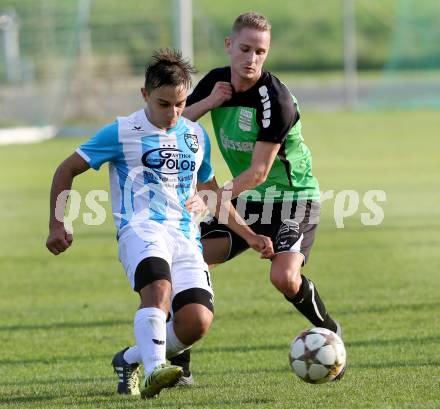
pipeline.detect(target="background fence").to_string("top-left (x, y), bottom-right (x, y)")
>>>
top-left (0, 0), bottom-right (439, 134)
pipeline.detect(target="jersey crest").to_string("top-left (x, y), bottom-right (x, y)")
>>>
top-left (184, 133), bottom-right (199, 153)
top-left (238, 108), bottom-right (253, 132)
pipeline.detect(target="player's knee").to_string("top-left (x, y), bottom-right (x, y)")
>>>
top-left (290, 273), bottom-right (303, 295)
top-left (270, 268), bottom-right (301, 295)
top-left (174, 305), bottom-right (213, 345)
top-left (172, 288), bottom-right (214, 344)
top-left (187, 310), bottom-right (213, 342)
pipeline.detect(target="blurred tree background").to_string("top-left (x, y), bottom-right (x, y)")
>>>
top-left (0, 0), bottom-right (399, 77)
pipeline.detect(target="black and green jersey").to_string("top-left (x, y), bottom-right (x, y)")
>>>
top-left (187, 67), bottom-right (320, 202)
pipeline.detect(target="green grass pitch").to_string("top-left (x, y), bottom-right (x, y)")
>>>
top-left (0, 110), bottom-right (439, 408)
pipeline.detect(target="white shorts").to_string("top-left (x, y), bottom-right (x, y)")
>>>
top-left (117, 222), bottom-right (213, 300)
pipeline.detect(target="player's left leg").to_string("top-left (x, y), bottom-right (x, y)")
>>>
top-left (169, 214), bottom-right (249, 381)
top-left (167, 233), bottom-right (215, 385)
top-left (270, 251), bottom-right (339, 333)
top-left (171, 291), bottom-right (214, 346)
top-left (168, 292), bottom-right (214, 385)
top-left (267, 201), bottom-right (341, 335)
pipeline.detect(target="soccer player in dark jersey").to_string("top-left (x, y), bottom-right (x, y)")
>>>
top-left (171, 12), bottom-right (342, 383)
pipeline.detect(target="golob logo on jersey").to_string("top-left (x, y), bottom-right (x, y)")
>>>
top-left (141, 147), bottom-right (196, 175)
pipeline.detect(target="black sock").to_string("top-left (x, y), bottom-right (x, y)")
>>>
top-left (170, 349), bottom-right (191, 376)
top-left (285, 274), bottom-right (337, 332)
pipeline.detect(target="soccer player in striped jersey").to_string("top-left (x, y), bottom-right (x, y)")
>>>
top-left (46, 49), bottom-right (273, 399)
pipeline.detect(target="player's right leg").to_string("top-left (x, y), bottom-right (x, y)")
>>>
top-left (135, 263), bottom-right (183, 399)
top-left (116, 225), bottom-right (183, 398)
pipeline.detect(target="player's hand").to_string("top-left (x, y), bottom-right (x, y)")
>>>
top-left (46, 224), bottom-right (73, 255)
top-left (207, 82), bottom-right (233, 108)
top-left (246, 234), bottom-right (274, 259)
top-left (185, 194), bottom-right (207, 215)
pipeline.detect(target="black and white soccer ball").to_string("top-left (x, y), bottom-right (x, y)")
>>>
top-left (289, 327), bottom-right (346, 384)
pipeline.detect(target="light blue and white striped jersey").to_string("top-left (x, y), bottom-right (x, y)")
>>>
top-left (76, 109), bottom-right (214, 242)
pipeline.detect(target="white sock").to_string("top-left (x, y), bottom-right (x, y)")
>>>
top-left (134, 307), bottom-right (166, 375)
top-left (123, 346), bottom-right (140, 365)
top-left (123, 320), bottom-right (191, 363)
top-left (166, 320), bottom-right (190, 359)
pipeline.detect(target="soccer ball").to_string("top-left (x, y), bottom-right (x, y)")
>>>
top-left (289, 327), bottom-right (346, 384)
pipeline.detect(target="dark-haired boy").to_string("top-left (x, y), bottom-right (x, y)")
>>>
top-left (46, 48), bottom-right (272, 398)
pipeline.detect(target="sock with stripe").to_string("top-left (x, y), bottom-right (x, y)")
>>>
top-left (285, 274), bottom-right (337, 332)
top-left (165, 320), bottom-right (191, 360)
top-left (124, 320), bottom-right (190, 366)
top-left (134, 307), bottom-right (166, 376)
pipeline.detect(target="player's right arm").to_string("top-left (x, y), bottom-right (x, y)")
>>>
top-left (46, 121), bottom-right (120, 255)
top-left (46, 153), bottom-right (90, 255)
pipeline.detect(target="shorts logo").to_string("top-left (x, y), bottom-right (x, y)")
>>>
top-left (144, 241), bottom-right (157, 249)
top-left (238, 108), bottom-right (253, 132)
top-left (278, 220), bottom-right (299, 236)
top-left (276, 220), bottom-right (301, 250)
top-left (184, 133), bottom-right (199, 153)
top-left (284, 219), bottom-right (300, 232)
